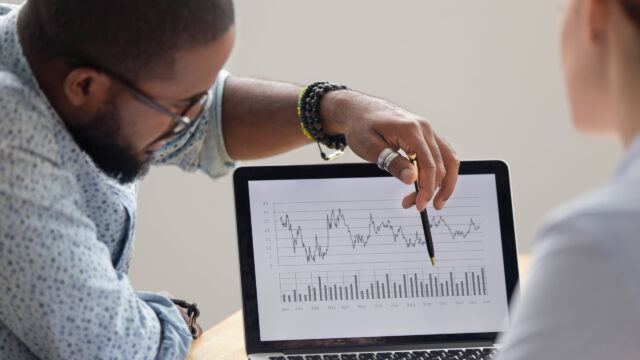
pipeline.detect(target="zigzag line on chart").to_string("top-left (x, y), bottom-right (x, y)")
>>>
top-left (279, 208), bottom-right (481, 263)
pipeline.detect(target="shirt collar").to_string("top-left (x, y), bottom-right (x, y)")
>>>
top-left (1, 6), bottom-right (69, 130)
top-left (0, 6), bottom-right (40, 92)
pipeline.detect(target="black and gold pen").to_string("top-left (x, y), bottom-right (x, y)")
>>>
top-left (409, 154), bottom-right (436, 266)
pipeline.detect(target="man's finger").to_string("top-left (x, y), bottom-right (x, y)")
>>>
top-left (359, 133), bottom-right (416, 185)
top-left (421, 127), bottom-right (446, 189)
top-left (432, 134), bottom-right (460, 210)
top-left (408, 136), bottom-right (437, 211)
top-left (360, 130), bottom-right (436, 212)
top-left (386, 153), bottom-right (417, 185)
top-left (402, 191), bottom-right (417, 209)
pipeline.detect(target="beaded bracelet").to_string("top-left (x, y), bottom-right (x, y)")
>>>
top-left (171, 298), bottom-right (202, 339)
top-left (297, 81), bottom-right (349, 160)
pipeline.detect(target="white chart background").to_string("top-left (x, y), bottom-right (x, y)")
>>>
top-left (249, 175), bottom-right (509, 341)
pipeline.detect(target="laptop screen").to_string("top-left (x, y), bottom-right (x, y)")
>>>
top-left (247, 172), bottom-right (510, 342)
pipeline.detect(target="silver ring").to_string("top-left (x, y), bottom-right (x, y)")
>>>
top-left (382, 151), bottom-right (399, 171)
top-left (376, 148), bottom-right (395, 170)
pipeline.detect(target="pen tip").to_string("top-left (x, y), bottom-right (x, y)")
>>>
top-left (431, 257), bottom-right (436, 266)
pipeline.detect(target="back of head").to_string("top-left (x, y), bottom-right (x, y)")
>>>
top-left (20, 0), bottom-right (235, 82)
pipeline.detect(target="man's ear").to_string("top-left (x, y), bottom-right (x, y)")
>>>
top-left (62, 67), bottom-right (111, 108)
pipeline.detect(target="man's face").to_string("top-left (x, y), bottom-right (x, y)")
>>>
top-left (68, 26), bottom-right (235, 184)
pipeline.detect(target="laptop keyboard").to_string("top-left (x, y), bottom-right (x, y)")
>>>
top-left (269, 347), bottom-right (497, 360)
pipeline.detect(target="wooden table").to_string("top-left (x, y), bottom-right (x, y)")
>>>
top-left (188, 255), bottom-right (532, 360)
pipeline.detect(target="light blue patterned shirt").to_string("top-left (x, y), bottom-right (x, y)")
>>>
top-left (0, 4), bottom-right (235, 360)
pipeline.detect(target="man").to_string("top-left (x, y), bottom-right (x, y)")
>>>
top-left (0, 1), bottom-right (459, 359)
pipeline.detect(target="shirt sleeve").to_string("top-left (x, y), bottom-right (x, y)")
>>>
top-left (0, 144), bottom-right (192, 359)
top-left (495, 222), bottom-right (640, 360)
top-left (151, 70), bottom-right (236, 179)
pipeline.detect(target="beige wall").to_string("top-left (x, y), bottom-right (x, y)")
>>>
top-left (9, 0), bottom-right (621, 330)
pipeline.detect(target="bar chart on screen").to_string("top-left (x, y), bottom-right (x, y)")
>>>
top-left (278, 267), bottom-right (489, 304)
top-left (248, 175), bottom-right (509, 341)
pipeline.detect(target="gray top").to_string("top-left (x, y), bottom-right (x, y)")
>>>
top-left (497, 135), bottom-right (640, 359)
top-left (0, 4), bottom-right (234, 360)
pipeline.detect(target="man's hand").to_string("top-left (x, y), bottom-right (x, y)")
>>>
top-left (321, 90), bottom-right (460, 212)
top-left (221, 77), bottom-right (459, 208)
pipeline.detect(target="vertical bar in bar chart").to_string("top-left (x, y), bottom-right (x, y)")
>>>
top-left (465, 273), bottom-right (470, 296)
top-left (429, 274), bottom-right (433, 297)
top-left (450, 272), bottom-right (455, 296)
top-left (386, 274), bottom-right (391, 298)
top-left (472, 272), bottom-right (476, 296)
top-left (482, 268), bottom-right (487, 295)
top-left (403, 275), bottom-right (408, 298)
top-left (410, 277), bottom-right (414, 298)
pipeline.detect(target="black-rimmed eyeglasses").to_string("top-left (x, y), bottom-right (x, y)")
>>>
top-left (69, 59), bottom-right (209, 136)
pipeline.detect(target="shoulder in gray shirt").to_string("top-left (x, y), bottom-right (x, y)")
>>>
top-left (497, 136), bottom-right (640, 360)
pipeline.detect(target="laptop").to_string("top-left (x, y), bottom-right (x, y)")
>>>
top-left (233, 161), bottom-right (519, 360)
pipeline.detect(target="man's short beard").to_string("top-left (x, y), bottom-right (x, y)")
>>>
top-left (67, 98), bottom-right (150, 184)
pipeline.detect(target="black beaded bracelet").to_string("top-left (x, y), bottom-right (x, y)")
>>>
top-left (171, 298), bottom-right (202, 339)
top-left (298, 82), bottom-right (349, 160)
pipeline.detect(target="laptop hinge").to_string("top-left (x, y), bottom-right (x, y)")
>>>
top-left (281, 341), bottom-right (496, 355)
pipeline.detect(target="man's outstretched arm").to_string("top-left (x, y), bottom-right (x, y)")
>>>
top-left (221, 76), bottom-right (460, 211)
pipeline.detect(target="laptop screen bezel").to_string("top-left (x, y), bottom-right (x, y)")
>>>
top-left (233, 161), bottom-right (519, 354)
